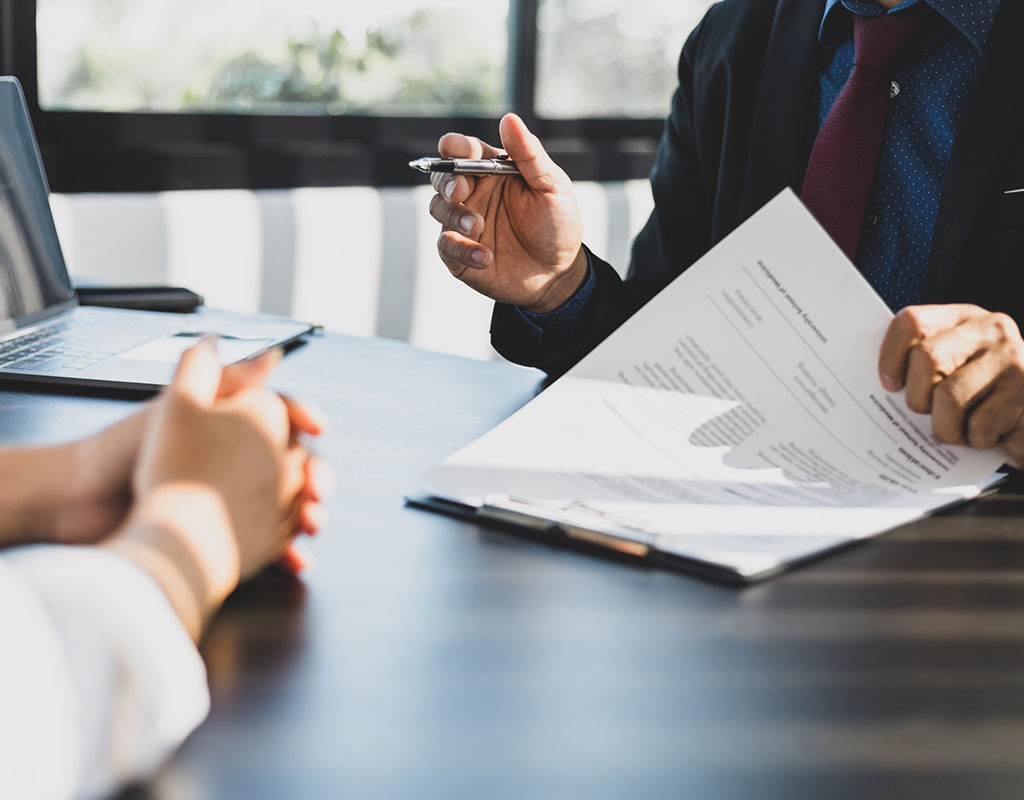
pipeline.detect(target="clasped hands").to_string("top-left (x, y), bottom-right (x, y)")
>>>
top-left (4, 339), bottom-right (329, 640)
top-left (431, 114), bottom-right (1024, 467)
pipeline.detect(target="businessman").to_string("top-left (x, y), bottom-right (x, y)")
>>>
top-left (428, 0), bottom-right (1024, 464)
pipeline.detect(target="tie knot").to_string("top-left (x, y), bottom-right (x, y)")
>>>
top-left (853, 12), bottom-right (921, 72)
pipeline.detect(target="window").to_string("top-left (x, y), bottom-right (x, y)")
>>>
top-left (38, 0), bottom-right (509, 117)
top-left (536, 0), bottom-right (713, 119)
top-left (1, 0), bottom-right (713, 192)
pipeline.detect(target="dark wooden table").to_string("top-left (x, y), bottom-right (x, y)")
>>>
top-left (4, 332), bottom-right (1024, 799)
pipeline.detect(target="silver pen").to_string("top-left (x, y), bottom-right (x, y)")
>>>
top-left (409, 155), bottom-right (520, 176)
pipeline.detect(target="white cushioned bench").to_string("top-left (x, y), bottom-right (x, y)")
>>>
top-left (51, 182), bottom-right (654, 361)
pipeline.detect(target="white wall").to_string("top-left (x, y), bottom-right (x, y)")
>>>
top-left (49, 182), bottom-right (654, 361)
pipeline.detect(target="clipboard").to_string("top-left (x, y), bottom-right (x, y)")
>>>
top-left (405, 476), bottom-right (1006, 584)
top-left (405, 493), bottom-right (825, 584)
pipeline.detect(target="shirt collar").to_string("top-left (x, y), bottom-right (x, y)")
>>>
top-left (819, 0), bottom-right (1001, 53)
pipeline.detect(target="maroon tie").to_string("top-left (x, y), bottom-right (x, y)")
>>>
top-left (800, 13), bottom-right (921, 262)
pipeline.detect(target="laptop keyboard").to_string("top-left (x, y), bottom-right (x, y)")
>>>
top-left (0, 310), bottom-right (184, 373)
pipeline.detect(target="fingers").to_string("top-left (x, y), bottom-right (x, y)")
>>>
top-left (928, 351), bottom-right (1001, 444)
top-left (278, 543), bottom-right (309, 574)
top-left (292, 456), bottom-right (329, 536)
top-left (298, 502), bottom-right (325, 536)
top-left (498, 113), bottom-right (566, 195)
top-left (903, 320), bottom-right (994, 413)
top-left (431, 171), bottom-right (479, 209)
top-left (280, 442), bottom-right (309, 501)
top-left (281, 394), bottom-right (327, 438)
top-left (437, 230), bottom-right (491, 272)
top-left (218, 348), bottom-right (283, 397)
top-left (435, 131), bottom-right (503, 208)
top-left (304, 456), bottom-right (333, 504)
top-left (170, 338), bottom-right (223, 407)
top-left (429, 193), bottom-right (481, 238)
top-left (931, 362), bottom-right (1024, 450)
top-left (893, 310), bottom-right (1019, 414)
top-left (1001, 427), bottom-right (1024, 468)
top-left (219, 386), bottom-right (292, 451)
top-left (430, 191), bottom-right (490, 275)
top-left (438, 131), bottom-right (502, 160)
top-left (881, 305), bottom-right (1024, 453)
top-left (216, 361), bottom-right (326, 441)
top-left (879, 305), bottom-right (986, 391)
top-left (431, 169), bottom-right (475, 201)
top-left (276, 454), bottom-right (327, 543)
top-left (964, 380), bottom-right (1024, 450)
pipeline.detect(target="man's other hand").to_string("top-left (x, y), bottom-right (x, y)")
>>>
top-left (879, 304), bottom-right (1024, 466)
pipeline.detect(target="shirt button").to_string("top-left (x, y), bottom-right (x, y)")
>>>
top-left (889, 80), bottom-right (901, 98)
top-left (866, 212), bottom-right (879, 227)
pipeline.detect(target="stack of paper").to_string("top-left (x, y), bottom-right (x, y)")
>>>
top-left (421, 191), bottom-right (1003, 580)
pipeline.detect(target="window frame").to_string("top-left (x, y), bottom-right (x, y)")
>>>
top-left (0, 0), bottom-right (664, 193)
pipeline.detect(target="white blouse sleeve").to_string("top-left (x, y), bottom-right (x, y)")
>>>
top-left (0, 545), bottom-right (210, 800)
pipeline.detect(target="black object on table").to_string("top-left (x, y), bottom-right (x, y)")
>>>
top-left (75, 284), bottom-right (204, 313)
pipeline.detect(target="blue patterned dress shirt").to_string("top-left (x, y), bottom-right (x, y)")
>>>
top-left (816, 0), bottom-right (1000, 310)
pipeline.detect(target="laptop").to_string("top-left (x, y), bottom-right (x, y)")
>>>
top-left (0, 76), bottom-right (313, 392)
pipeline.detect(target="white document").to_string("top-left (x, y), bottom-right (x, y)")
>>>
top-left (423, 190), bottom-right (1004, 579)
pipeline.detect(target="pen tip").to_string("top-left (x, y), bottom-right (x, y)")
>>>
top-left (409, 158), bottom-right (429, 173)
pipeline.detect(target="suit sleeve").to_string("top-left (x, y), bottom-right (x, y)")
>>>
top-left (489, 13), bottom-right (716, 377)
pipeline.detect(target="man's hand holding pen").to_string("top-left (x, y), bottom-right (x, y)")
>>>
top-left (428, 112), bottom-right (589, 314)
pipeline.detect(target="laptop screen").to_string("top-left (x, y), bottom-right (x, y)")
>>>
top-left (0, 78), bottom-right (76, 333)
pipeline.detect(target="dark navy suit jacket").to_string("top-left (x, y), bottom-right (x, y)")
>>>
top-left (491, 0), bottom-right (1024, 375)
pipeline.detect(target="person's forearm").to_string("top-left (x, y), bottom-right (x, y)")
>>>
top-left (0, 444), bottom-right (80, 547)
top-left (103, 484), bottom-right (241, 642)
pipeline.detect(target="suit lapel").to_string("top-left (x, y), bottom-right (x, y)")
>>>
top-left (921, 0), bottom-right (1024, 303)
top-left (739, 0), bottom-right (826, 221)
